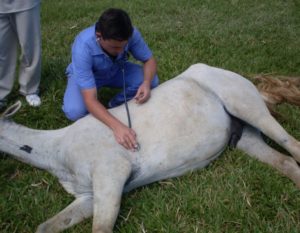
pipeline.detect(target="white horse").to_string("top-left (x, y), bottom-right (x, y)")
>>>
top-left (1, 63), bottom-right (300, 233)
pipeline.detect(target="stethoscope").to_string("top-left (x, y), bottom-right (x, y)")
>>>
top-left (96, 36), bottom-right (141, 151)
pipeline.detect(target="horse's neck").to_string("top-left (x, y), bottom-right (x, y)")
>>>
top-left (0, 120), bottom-right (65, 170)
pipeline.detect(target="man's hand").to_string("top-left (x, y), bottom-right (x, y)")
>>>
top-left (113, 123), bottom-right (138, 151)
top-left (82, 88), bottom-right (139, 151)
top-left (134, 81), bottom-right (151, 104)
top-left (135, 56), bottom-right (157, 104)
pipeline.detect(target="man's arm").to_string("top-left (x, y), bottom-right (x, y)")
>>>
top-left (134, 56), bottom-right (157, 104)
top-left (81, 88), bottom-right (138, 150)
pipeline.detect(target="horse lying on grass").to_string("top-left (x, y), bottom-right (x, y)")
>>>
top-left (1, 63), bottom-right (300, 233)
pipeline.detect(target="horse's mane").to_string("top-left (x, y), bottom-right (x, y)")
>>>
top-left (251, 75), bottom-right (300, 116)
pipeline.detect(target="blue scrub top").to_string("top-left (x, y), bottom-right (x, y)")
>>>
top-left (66, 25), bottom-right (153, 89)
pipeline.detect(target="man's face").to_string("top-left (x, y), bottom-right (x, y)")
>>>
top-left (97, 33), bottom-right (128, 57)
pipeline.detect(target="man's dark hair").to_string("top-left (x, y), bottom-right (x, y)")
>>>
top-left (96, 8), bottom-right (133, 41)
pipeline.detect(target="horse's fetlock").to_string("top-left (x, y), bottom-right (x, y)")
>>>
top-left (280, 157), bottom-right (297, 172)
top-left (36, 223), bottom-right (49, 233)
top-left (92, 226), bottom-right (112, 233)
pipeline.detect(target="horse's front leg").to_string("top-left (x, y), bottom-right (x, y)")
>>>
top-left (36, 195), bottom-right (93, 233)
top-left (92, 156), bottom-right (132, 233)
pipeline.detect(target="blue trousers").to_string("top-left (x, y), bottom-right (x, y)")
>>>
top-left (62, 62), bottom-right (159, 121)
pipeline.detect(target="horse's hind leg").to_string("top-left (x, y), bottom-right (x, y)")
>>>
top-left (36, 195), bottom-right (93, 233)
top-left (237, 126), bottom-right (300, 188)
top-left (254, 114), bottom-right (300, 163)
top-left (235, 107), bottom-right (300, 163)
top-left (222, 79), bottom-right (300, 163)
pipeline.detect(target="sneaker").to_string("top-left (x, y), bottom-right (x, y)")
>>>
top-left (25, 94), bottom-right (41, 107)
top-left (107, 100), bottom-right (114, 109)
top-left (108, 98), bottom-right (125, 109)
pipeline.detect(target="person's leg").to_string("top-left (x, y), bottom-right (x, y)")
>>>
top-left (15, 4), bottom-right (41, 106)
top-left (62, 77), bottom-right (88, 121)
top-left (108, 62), bottom-right (159, 108)
top-left (0, 13), bottom-right (18, 103)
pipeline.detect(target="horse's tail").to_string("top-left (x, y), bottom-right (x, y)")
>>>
top-left (252, 75), bottom-right (300, 117)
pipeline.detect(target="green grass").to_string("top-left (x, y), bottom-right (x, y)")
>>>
top-left (1, 0), bottom-right (300, 232)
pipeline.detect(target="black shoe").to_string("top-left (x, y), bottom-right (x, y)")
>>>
top-left (0, 99), bottom-right (7, 110)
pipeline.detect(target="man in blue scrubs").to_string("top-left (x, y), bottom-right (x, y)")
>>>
top-left (62, 8), bottom-right (159, 151)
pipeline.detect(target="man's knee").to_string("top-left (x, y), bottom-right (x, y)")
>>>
top-left (151, 75), bottom-right (159, 88)
top-left (62, 105), bottom-right (88, 121)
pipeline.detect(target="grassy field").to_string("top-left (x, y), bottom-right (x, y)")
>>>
top-left (1, 0), bottom-right (300, 232)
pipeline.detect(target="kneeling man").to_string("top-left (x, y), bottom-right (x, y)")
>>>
top-left (62, 8), bottom-right (159, 150)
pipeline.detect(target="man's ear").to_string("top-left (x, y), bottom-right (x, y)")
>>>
top-left (96, 32), bottom-right (102, 40)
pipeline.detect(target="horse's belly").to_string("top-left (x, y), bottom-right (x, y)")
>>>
top-left (124, 79), bottom-right (231, 191)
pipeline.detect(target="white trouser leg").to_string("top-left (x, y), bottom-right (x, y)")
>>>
top-left (0, 13), bottom-right (18, 100)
